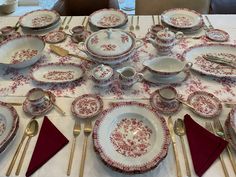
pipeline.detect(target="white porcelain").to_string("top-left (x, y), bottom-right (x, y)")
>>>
top-left (143, 56), bottom-right (192, 77)
top-left (44, 30), bottom-right (67, 44)
top-left (0, 35), bottom-right (45, 69)
top-left (89, 8), bottom-right (128, 28)
top-left (92, 64), bottom-right (113, 87)
top-left (183, 43), bottom-right (236, 78)
top-left (158, 86), bottom-right (178, 104)
top-left (26, 88), bottom-right (46, 106)
top-left (19, 9), bottom-right (60, 29)
top-left (0, 0), bottom-right (17, 14)
top-left (161, 8), bottom-right (203, 29)
top-left (31, 63), bottom-right (85, 83)
top-left (206, 29), bottom-right (229, 42)
top-left (93, 102), bottom-right (170, 173)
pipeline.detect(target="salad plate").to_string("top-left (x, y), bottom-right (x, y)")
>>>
top-left (71, 94), bottom-right (103, 119)
top-left (161, 8), bottom-right (203, 29)
top-left (183, 44), bottom-right (236, 78)
top-left (44, 30), bottom-right (67, 43)
top-left (93, 102), bottom-right (170, 173)
top-left (205, 29), bottom-right (229, 42)
top-left (0, 101), bottom-right (19, 153)
top-left (89, 8), bottom-right (128, 28)
top-left (31, 63), bottom-right (85, 84)
top-left (187, 91), bottom-right (222, 118)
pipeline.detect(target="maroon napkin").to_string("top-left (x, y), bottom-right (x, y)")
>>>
top-left (26, 116), bottom-right (69, 177)
top-left (184, 114), bottom-right (228, 177)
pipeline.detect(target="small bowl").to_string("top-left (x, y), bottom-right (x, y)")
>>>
top-left (26, 88), bottom-right (46, 106)
top-left (158, 86), bottom-right (177, 104)
top-left (0, 0), bottom-right (17, 14)
top-left (143, 56), bottom-right (192, 78)
top-left (92, 64), bottom-right (114, 87)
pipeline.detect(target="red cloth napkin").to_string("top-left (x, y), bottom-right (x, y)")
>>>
top-left (26, 116), bottom-right (69, 177)
top-left (184, 114), bottom-right (228, 177)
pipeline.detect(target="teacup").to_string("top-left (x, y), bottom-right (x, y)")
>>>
top-left (148, 24), bottom-right (164, 38)
top-left (158, 86), bottom-right (177, 104)
top-left (71, 26), bottom-right (85, 35)
top-left (26, 88), bottom-right (46, 106)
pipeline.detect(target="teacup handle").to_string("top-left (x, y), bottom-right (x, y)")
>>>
top-left (183, 62), bottom-right (193, 71)
top-left (176, 31), bottom-right (184, 39)
top-left (77, 42), bottom-right (87, 54)
top-left (135, 39), bottom-right (143, 49)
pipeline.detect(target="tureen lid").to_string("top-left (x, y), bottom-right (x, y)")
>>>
top-left (86, 29), bottom-right (134, 57)
top-left (156, 28), bottom-right (175, 40)
top-left (92, 64), bottom-right (113, 81)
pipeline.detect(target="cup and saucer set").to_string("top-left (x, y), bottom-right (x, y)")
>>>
top-left (23, 88), bottom-right (56, 116)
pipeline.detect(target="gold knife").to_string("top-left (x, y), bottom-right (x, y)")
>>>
top-left (168, 116), bottom-right (182, 177)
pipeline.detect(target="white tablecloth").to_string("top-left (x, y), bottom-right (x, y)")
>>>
top-left (0, 15), bottom-right (235, 177)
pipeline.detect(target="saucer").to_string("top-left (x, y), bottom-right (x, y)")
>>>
top-left (23, 91), bottom-right (56, 116)
top-left (143, 69), bottom-right (190, 85)
top-left (150, 89), bottom-right (181, 114)
top-left (44, 30), bottom-right (67, 44)
top-left (206, 29), bottom-right (229, 42)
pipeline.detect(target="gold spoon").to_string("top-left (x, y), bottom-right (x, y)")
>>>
top-left (174, 119), bottom-right (191, 177)
top-left (176, 97), bottom-right (195, 110)
top-left (15, 119), bottom-right (39, 175)
top-left (6, 120), bottom-right (37, 176)
top-left (44, 92), bottom-right (65, 116)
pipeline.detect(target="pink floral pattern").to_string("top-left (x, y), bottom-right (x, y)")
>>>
top-left (110, 118), bottom-right (152, 157)
top-left (32, 15), bottom-right (53, 28)
top-left (43, 71), bottom-right (75, 81)
top-left (170, 16), bottom-right (192, 28)
top-left (121, 34), bottom-right (129, 43)
top-left (44, 31), bottom-right (66, 43)
top-left (0, 116), bottom-right (6, 136)
top-left (101, 44), bottom-right (116, 51)
top-left (98, 15), bottom-right (121, 27)
top-left (91, 35), bottom-right (99, 45)
top-left (11, 49), bottom-right (38, 64)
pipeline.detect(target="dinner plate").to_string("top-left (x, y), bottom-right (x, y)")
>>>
top-left (161, 8), bottom-right (203, 29)
top-left (0, 101), bottom-right (19, 153)
top-left (93, 102), bottom-right (170, 173)
top-left (19, 9), bottom-right (60, 29)
top-left (187, 91), bottom-right (222, 118)
top-left (89, 8), bottom-right (128, 28)
top-left (183, 43), bottom-right (236, 77)
top-left (30, 63), bottom-right (85, 84)
top-left (71, 94), bottom-right (103, 119)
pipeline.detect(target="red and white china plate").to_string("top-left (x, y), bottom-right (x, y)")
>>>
top-left (71, 94), bottom-right (103, 119)
top-left (93, 102), bottom-right (170, 173)
top-left (0, 101), bottom-right (19, 153)
top-left (161, 8), bottom-right (203, 29)
top-left (187, 91), bottom-right (222, 118)
top-left (89, 8), bottom-right (128, 28)
top-left (205, 29), bottom-right (229, 42)
top-left (19, 9), bottom-right (60, 29)
top-left (23, 91), bottom-right (55, 116)
top-left (44, 30), bottom-right (67, 43)
top-left (150, 89), bottom-right (181, 114)
top-left (31, 63), bottom-right (85, 84)
top-left (183, 43), bottom-right (236, 77)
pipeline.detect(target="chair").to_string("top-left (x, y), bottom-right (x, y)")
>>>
top-left (135, 0), bottom-right (211, 15)
top-left (52, 0), bottom-right (120, 16)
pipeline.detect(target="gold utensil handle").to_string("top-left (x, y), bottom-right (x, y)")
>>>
top-left (67, 137), bottom-right (76, 176)
top-left (227, 146), bottom-right (236, 174)
top-left (152, 15), bottom-right (155, 25)
top-left (52, 102), bottom-right (66, 116)
top-left (6, 135), bottom-right (26, 176)
top-left (15, 137), bottom-right (31, 176)
top-left (180, 137), bottom-right (191, 177)
top-left (68, 53), bottom-right (91, 62)
top-left (79, 136), bottom-right (88, 177)
top-left (219, 155), bottom-right (230, 177)
top-left (172, 142), bottom-right (182, 177)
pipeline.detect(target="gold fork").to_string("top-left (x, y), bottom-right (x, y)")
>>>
top-left (65, 16), bottom-right (73, 30)
top-left (79, 121), bottom-right (92, 177)
top-left (135, 16), bottom-right (140, 30)
top-left (213, 120), bottom-right (236, 174)
top-left (205, 122), bottom-right (229, 177)
top-left (59, 16), bottom-right (67, 30)
top-left (129, 16), bottom-right (134, 31)
top-left (67, 121), bottom-right (81, 176)
top-left (81, 16), bottom-right (87, 27)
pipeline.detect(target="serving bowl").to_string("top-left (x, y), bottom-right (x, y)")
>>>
top-left (0, 35), bottom-right (45, 68)
top-left (0, 0), bottom-right (17, 14)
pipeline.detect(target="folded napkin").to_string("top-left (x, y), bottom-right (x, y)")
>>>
top-left (26, 116), bottom-right (69, 177)
top-left (184, 114), bottom-right (228, 177)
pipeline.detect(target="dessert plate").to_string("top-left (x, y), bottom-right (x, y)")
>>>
top-left (89, 8), bottom-right (128, 28)
top-left (142, 69), bottom-right (190, 85)
top-left (0, 102), bottom-right (19, 153)
top-left (161, 8), bottom-right (202, 29)
top-left (93, 102), bottom-right (170, 173)
top-left (71, 94), bottom-right (103, 119)
top-left (44, 30), bottom-right (67, 43)
top-left (206, 29), bottom-right (229, 42)
top-left (183, 43), bottom-right (236, 77)
top-left (187, 91), bottom-right (222, 118)
top-left (31, 63), bottom-right (85, 84)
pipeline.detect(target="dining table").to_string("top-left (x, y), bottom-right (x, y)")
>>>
top-left (0, 14), bottom-right (236, 177)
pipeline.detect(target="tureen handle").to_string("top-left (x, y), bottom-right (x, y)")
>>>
top-left (105, 29), bottom-right (113, 39)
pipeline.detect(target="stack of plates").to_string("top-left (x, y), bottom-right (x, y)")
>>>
top-left (225, 107), bottom-right (236, 151)
top-left (0, 101), bottom-right (19, 153)
top-left (19, 9), bottom-right (61, 35)
top-left (161, 8), bottom-right (203, 34)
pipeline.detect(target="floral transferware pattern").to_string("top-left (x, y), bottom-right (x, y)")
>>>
top-left (44, 31), bottom-right (67, 43)
top-left (43, 71), bottom-right (75, 81)
top-left (0, 116), bottom-right (6, 136)
top-left (11, 49), bottom-right (38, 64)
top-left (98, 15), bottom-right (121, 27)
top-left (170, 16), bottom-right (192, 28)
top-left (32, 15), bottom-right (53, 28)
top-left (110, 118), bottom-right (152, 158)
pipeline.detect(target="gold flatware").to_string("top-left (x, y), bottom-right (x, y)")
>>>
top-left (60, 16), bottom-right (68, 30)
top-left (15, 119), bottom-right (39, 175)
top-left (213, 120), bottom-right (236, 174)
top-left (203, 55), bottom-right (236, 68)
top-left (6, 120), bottom-right (36, 176)
top-left (205, 122), bottom-right (229, 177)
top-left (129, 16), bottom-right (134, 31)
top-left (135, 16), bottom-right (140, 30)
top-left (81, 16), bottom-right (87, 26)
top-left (85, 18), bottom-right (89, 30)
top-left (176, 98), bottom-right (195, 110)
top-left (205, 16), bottom-right (214, 29)
top-left (65, 16), bottom-right (73, 30)
top-left (44, 92), bottom-right (65, 116)
top-left (152, 15), bottom-right (155, 25)
top-left (79, 121), bottom-right (92, 177)
top-left (14, 21), bottom-right (20, 31)
top-left (223, 101), bottom-right (236, 107)
top-left (168, 116), bottom-right (182, 177)
top-left (49, 44), bottom-right (90, 62)
top-left (174, 119), bottom-right (191, 177)
top-left (67, 121), bottom-right (81, 176)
